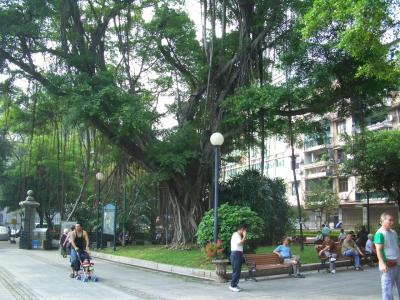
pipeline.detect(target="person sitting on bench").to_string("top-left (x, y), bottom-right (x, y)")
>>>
top-left (273, 238), bottom-right (305, 278)
top-left (318, 235), bottom-right (339, 274)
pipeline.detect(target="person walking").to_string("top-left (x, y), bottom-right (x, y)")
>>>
top-left (375, 212), bottom-right (400, 300)
top-left (229, 224), bottom-right (248, 292)
top-left (321, 224), bottom-right (331, 239)
top-left (69, 222), bottom-right (90, 278)
top-left (59, 228), bottom-right (69, 258)
top-left (63, 225), bottom-right (75, 258)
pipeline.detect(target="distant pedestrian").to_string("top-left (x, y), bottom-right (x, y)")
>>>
top-left (375, 212), bottom-right (400, 300)
top-left (357, 225), bottom-right (368, 248)
top-left (338, 228), bottom-right (346, 244)
top-left (321, 224), bottom-right (331, 239)
top-left (229, 224), bottom-right (249, 292)
top-left (60, 228), bottom-right (69, 258)
top-left (63, 225), bottom-right (75, 257)
top-left (314, 231), bottom-right (324, 244)
top-left (7, 226), bottom-right (11, 241)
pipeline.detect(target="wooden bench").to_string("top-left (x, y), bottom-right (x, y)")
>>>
top-left (304, 237), bottom-right (316, 246)
top-left (316, 243), bottom-right (353, 271)
top-left (245, 253), bottom-right (291, 281)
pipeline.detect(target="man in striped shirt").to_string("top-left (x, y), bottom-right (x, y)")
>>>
top-left (375, 212), bottom-right (400, 300)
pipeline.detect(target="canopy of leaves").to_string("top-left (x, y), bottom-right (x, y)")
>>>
top-left (304, 178), bottom-right (339, 212)
top-left (344, 129), bottom-right (400, 204)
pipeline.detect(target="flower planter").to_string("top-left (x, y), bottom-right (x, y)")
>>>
top-left (212, 259), bottom-right (229, 282)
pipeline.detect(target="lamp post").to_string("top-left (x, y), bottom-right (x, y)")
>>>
top-left (210, 132), bottom-right (224, 243)
top-left (96, 172), bottom-right (104, 249)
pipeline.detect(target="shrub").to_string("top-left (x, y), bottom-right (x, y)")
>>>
top-left (220, 170), bottom-right (291, 244)
top-left (196, 203), bottom-right (264, 254)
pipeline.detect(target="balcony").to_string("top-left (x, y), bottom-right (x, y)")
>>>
top-left (303, 160), bottom-right (329, 170)
top-left (304, 137), bottom-right (333, 152)
top-left (304, 165), bottom-right (330, 179)
top-left (354, 191), bottom-right (389, 203)
top-left (367, 120), bottom-right (393, 132)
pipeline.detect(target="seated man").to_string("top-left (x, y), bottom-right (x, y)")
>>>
top-left (342, 232), bottom-right (364, 270)
top-left (365, 233), bottom-right (377, 264)
top-left (318, 236), bottom-right (339, 274)
top-left (273, 238), bottom-right (305, 278)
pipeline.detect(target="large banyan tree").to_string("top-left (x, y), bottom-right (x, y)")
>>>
top-left (1, 0), bottom-right (398, 246)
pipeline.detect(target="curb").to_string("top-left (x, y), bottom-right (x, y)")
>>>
top-left (91, 252), bottom-right (360, 282)
top-left (91, 251), bottom-right (219, 281)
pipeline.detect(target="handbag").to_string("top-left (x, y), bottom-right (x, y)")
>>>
top-left (387, 259), bottom-right (397, 268)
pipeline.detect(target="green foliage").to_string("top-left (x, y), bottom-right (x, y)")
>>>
top-left (301, 0), bottom-right (400, 81)
top-left (221, 170), bottom-right (292, 244)
top-left (344, 129), bottom-right (400, 204)
top-left (196, 203), bottom-right (264, 253)
top-left (148, 124), bottom-right (201, 175)
top-left (304, 178), bottom-right (339, 213)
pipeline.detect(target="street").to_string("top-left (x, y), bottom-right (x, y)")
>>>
top-left (0, 241), bottom-right (396, 300)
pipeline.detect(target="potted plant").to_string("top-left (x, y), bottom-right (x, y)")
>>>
top-left (205, 240), bottom-right (229, 282)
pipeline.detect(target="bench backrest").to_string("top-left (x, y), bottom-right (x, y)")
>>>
top-left (246, 253), bottom-right (281, 265)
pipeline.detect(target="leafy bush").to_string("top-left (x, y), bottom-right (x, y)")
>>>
top-left (221, 170), bottom-right (291, 244)
top-left (196, 203), bottom-right (264, 254)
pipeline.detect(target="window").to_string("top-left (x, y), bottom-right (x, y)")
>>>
top-left (339, 178), bottom-right (348, 192)
top-left (336, 149), bottom-right (345, 161)
top-left (337, 120), bottom-right (346, 135)
top-left (292, 181), bottom-right (300, 196)
top-left (276, 159), bottom-right (285, 167)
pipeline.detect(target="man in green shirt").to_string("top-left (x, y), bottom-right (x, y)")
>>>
top-left (374, 212), bottom-right (400, 300)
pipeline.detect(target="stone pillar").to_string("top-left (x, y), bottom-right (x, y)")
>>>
top-left (19, 190), bottom-right (40, 249)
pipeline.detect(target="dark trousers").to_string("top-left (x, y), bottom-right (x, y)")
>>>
top-left (230, 251), bottom-right (243, 287)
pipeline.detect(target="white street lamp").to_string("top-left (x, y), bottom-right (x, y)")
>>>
top-left (210, 132), bottom-right (224, 146)
top-left (210, 132), bottom-right (224, 243)
top-left (96, 172), bottom-right (105, 181)
top-left (96, 172), bottom-right (104, 249)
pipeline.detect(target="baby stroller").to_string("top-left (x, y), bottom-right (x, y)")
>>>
top-left (75, 250), bottom-right (98, 282)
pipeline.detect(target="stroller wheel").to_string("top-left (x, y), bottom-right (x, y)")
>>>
top-left (92, 276), bottom-right (98, 282)
top-left (83, 277), bottom-right (88, 282)
top-left (76, 275), bottom-right (81, 281)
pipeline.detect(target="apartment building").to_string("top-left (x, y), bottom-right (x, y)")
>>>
top-left (222, 98), bottom-right (400, 230)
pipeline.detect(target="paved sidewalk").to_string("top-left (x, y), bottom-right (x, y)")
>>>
top-left (0, 241), bottom-right (397, 300)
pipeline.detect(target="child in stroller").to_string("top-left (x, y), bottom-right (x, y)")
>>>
top-left (74, 250), bottom-right (97, 282)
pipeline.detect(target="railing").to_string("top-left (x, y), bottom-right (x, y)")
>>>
top-left (304, 136), bottom-right (333, 150)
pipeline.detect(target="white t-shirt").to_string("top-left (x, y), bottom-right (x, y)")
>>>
top-left (230, 232), bottom-right (243, 252)
top-left (365, 239), bottom-right (373, 253)
top-left (374, 228), bottom-right (400, 261)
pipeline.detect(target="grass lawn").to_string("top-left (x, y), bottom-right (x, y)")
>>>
top-left (99, 245), bottom-right (215, 270)
top-left (98, 243), bottom-right (320, 270)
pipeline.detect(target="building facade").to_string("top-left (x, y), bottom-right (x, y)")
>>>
top-left (222, 98), bottom-right (400, 230)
